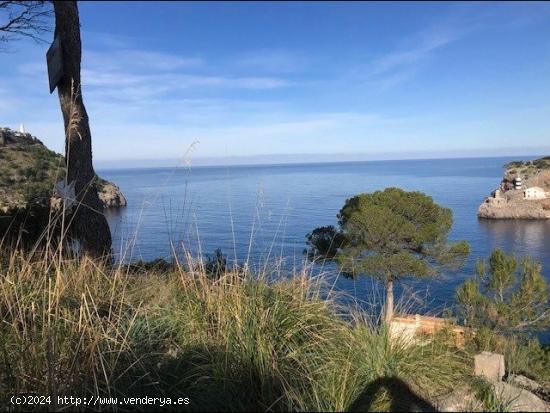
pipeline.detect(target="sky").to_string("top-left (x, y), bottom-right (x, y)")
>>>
top-left (1, 1), bottom-right (550, 168)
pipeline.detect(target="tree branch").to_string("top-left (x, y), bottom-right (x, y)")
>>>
top-left (0, 1), bottom-right (53, 45)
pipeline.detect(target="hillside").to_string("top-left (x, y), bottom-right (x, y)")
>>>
top-left (478, 157), bottom-right (550, 219)
top-left (505, 157), bottom-right (550, 173)
top-left (0, 126), bottom-right (126, 212)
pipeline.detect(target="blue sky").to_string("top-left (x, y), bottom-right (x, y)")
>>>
top-left (2, 1), bottom-right (550, 167)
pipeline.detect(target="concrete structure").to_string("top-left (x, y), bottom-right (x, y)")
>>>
top-left (474, 351), bottom-right (505, 382)
top-left (492, 188), bottom-right (503, 199)
top-left (389, 314), bottom-right (467, 347)
top-left (524, 186), bottom-right (547, 200)
top-left (514, 176), bottom-right (523, 190)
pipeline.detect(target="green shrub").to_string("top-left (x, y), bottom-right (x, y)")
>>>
top-left (456, 249), bottom-right (550, 336)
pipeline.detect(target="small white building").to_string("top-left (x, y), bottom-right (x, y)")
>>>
top-left (524, 187), bottom-right (547, 200)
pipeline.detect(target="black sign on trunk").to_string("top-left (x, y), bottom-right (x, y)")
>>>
top-left (46, 35), bottom-right (64, 94)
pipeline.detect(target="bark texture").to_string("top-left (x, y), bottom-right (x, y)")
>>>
top-left (384, 278), bottom-right (394, 324)
top-left (53, 1), bottom-right (111, 257)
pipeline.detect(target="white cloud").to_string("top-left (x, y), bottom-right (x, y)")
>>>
top-left (86, 49), bottom-right (204, 71)
top-left (372, 34), bottom-right (456, 76)
top-left (81, 31), bottom-right (136, 50)
top-left (354, 2), bottom-right (550, 91)
top-left (81, 70), bottom-right (290, 100)
top-left (78, 45), bottom-right (292, 99)
top-left (235, 49), bottom-right (309, 73)
top-left (86, 111), bottom-right (388, 161)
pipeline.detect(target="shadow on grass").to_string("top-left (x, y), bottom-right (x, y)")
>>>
top-left (114, 344), bottom-right (293, 412)
top-left (348, 377), bottom-right (435, 412)
top-left (117, 346), bottom-right (436, 412)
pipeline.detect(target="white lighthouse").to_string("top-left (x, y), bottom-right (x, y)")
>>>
top-left (19, 123), bottom-right (26, 134)
top-left (514, 176), bottom-right (523, 190)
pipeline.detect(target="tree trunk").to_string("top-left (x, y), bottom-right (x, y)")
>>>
top-left (383, 278), bottom-right (394, 324)
top-left (53, 1), bottom-right (111, 258)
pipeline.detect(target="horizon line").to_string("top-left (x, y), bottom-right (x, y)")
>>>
top-left (94, 152), bottom-right (548, 172)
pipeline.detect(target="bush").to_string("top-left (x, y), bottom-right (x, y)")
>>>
top-left (456, 249), bottom-right (550, 336)
top-left (463, 327), bottom-right (550, 388)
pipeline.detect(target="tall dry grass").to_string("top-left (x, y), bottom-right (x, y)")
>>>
top-left (0, 247), bottom-right (469, 411)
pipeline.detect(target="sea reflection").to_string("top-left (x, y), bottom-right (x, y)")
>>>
top-left (478, 219), bottom-right (550, 260)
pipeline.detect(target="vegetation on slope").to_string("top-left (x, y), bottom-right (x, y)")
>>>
top-left (457, 249), bottom-right (550, 389)
top-left (0, 128), bottom-right (121, 210)
top-left (505, 156), bottom-right (550, 173)
top-left (0, 250), bottom-right (469, 411)
top-left (504, 156), bottom-right (550, 185)
top-left (0, 135), bottom-right (65, 209)
top-left (0, 128), bottom-right (125, 249)
top-left (1, 180), bottom-right (548, 411)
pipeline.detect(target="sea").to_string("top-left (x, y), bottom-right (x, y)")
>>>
top-left (99, 157), bottom-right (550, 339)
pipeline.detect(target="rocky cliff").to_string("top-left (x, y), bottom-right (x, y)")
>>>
top-left (478, 157), bottom-right (550, 219)
top-left (98, 181), bottom-right (127, 208)
top-left (0, 126), bottom-right (126, 212)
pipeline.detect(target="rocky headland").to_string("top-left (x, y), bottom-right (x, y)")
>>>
top-left (0, 126), bottom-right (126, 213)
top-left (478, 157), bottom-right (550, 219)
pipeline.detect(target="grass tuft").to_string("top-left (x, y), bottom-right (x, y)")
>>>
top-left (0, 250), bottom-right (468, 411)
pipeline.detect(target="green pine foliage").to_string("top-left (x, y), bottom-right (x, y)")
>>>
top-left (307, 187), bottom-right (470, 322)
top-left (456, 249), bottom-right (550, 335)
top-left (457, 249), bottom-right (550, 388)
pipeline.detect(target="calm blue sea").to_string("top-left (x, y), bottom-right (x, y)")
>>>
top-left (99, 157), bottom-right (550, 337)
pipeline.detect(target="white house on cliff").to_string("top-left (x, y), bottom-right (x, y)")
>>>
top-left (524, 187), bottom-right (548, 200)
